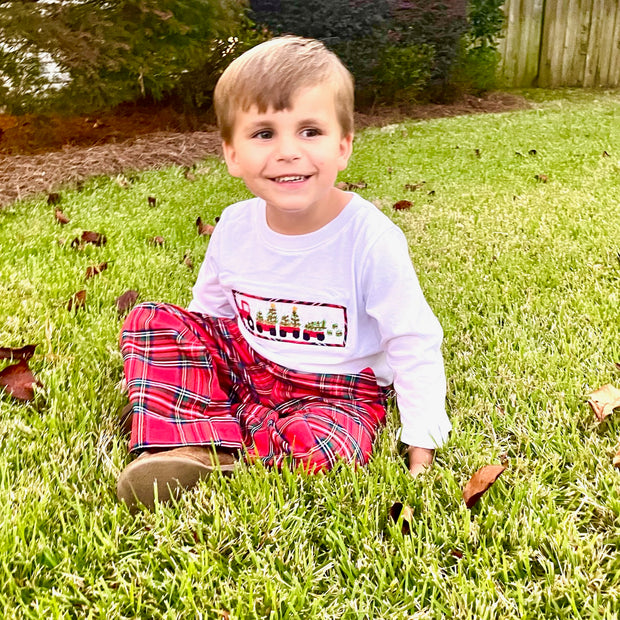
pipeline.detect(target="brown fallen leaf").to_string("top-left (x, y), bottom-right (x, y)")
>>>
top-left (196, 217), bottom-right (214, 236)
top-left (603, 151), bottom-right (610, 157)
top-left (474, 148), bottom-right (481, 157)
top-left (85, 262), bottom-right (108, 280)
top-left (0, 359), bottom-right (40, 401)
top-left (404, 182), bottom-right (425, 191)
top-left (389, 502), bottom-right (414, 535)
top-left (462, 464), bottom-right (507, 509)
top-left (116, 290), bottom-right (139, 316)
top-left (528, 149), bottom-right (537, 155)
top-left (336, 181), bottom-right (367, 191)
top-left (47, 192), bottom-right (61, 205)
top-left (148, 236), bottom-right (165, 246)
top-left (54, 208), bottom-right (70, 224)
top-left (183, 251), bottom-right (194, 270)
top-left (183, 167), bottom-right (197, 182)
top-left (67, 289), bottom-right (87, 311)
top-left (613, 451), bottom-right (620, 468)
top-left (535, 174), bottom-right (548, 183)
top-left (0, 344), bottom-right (37, 361)
top-left (586, 383), bottom-right (620, 422)
top-left (148, 196), bottom-right (157, 207)
top-left (393, 200), bottom-right (412, 211)
top-left (71, 231), bottom-right (107, 248)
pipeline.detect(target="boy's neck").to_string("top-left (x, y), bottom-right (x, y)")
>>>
top-left (264, 188), bottom-right (351, 235)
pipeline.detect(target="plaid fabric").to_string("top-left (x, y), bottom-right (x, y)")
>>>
top-left (120, 302), bottom-right (387, 471)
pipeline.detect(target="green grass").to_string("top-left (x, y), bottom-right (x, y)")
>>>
top-left (1, 89), bottom-right (619, 618)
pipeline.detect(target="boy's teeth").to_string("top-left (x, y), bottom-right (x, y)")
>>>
top-left (275, 175), bottom-right (305, 182)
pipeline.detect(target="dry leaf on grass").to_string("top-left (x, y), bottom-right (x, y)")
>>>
top-left (389, 502), bottom-right (414, 535)
top-left (0, 344), bottom-right (37, 361)
top-left (336, 181), bottom-right (367, 191)
top-left (196, 217), bottom-right (214, 236)
top-left (54, 208), bottom-right (70, 224)
top-left (0, 359), bottom-right (41, 401)
top-left (393, 200), bottom-right (412, 211)
top-left (148, 196), bottom-right (157, 207)
top-left (71, 231), bottom-right (107, 248)
top-left (116, 290), bottom-right (139, 316)
top-left (67, 289), bottom-right (87, 311)
top-left (404, 182), bottom-right (425, 191)
top-left (462, 464), bottom-right (507, 509)
top-left (148, 236), bottom-right (165, 246)
top-left (85, 262), bottom-right (108, 280)
top-left (586, 383), bottom-right (620, 422)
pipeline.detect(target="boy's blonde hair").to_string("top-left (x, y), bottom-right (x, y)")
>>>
top-left (214, 36), bottom-right (354, 142)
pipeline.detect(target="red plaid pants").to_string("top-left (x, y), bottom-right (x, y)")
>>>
top-left (120, 302), bottom-right (387, 471)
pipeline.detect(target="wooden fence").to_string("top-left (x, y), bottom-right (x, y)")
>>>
top-left (497, 0), bottom-right (620, 87)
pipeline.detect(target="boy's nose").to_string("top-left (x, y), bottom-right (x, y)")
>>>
top-left (274, 135), bottom-right (301, 161)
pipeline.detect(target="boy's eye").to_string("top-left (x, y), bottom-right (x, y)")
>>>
top-left (252, 130), bottom-right (273, 139)
top-left (301, 128), bottom-right (321, 138)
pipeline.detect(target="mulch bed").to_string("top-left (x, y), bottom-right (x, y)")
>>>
top-left (0, 92), bottom-right (530, 208)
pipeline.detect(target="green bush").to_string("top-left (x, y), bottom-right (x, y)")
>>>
top-left (453, 45), bottom-right (501, 94)
top-left (372, 43), bottom-right (434, 104)
top-left (0, 0), bottom-right (244, 115)
top-left (249, 0), bottom-right (470, 105)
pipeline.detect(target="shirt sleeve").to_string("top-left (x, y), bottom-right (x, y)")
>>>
top-left (362, 226), bottom-right (451, 449)
top-left (187, 222), bottom-right (236, 318)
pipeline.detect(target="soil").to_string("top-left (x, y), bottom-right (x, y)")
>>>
top-left (0, 92), bottom-right (530, 208)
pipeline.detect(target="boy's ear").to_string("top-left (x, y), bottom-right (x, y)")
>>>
top-left (222, 141), bottom-right (242, 178)
top-left (337, 133), bottom-right (354, 171)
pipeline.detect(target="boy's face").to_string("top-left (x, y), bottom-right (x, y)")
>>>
top-left (222, 82), bottom-right (353, 234)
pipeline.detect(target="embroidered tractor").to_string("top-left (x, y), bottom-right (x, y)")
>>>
top-left (239, 300), bottom-right (255, 331)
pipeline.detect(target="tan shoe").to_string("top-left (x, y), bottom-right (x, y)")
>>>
top-left (117, 446), bottom-right (236, 511)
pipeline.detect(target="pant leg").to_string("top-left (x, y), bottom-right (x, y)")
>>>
top-left (120, 301), bottom-right (256, 452)
top-left (238, 364), bottom-right (388, 471)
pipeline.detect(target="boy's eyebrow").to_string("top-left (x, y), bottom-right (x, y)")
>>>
top-left (243, 116), bottom-right (328, 131)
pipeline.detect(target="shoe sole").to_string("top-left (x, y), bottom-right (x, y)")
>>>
top-left (117, 453), bottom-right (235, 511)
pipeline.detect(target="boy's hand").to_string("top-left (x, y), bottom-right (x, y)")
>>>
top-left (408, 446), bottom-right (434, 478)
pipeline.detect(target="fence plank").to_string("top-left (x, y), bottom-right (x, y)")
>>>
top-left (602, 0), bottom-right (620, 86)
top-left (539, 0), bottom-right (560, 86)
top-left (584, 0), bottom-right (604, 87)
top-left (502, 0), bottom-right (523, 86)
top-left (560, 0), bottom-right (579, 84)
top-left (519, 0), bottom-right (544, 86)
top-left (571, 0), bottom-right (594, 85)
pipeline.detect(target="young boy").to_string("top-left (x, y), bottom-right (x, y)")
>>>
top-left (117, 36), bottom-right (451, 510)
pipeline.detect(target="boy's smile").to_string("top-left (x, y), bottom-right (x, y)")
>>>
top-left (222, 83), bottom-right (354, 235)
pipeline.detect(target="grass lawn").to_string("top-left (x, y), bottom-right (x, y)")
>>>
top-left (1, 89), bottom-right (619, 619)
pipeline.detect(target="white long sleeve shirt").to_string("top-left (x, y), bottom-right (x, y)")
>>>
top-left (188, 193), bottom-right (451, 448)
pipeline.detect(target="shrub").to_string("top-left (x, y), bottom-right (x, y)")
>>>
top-left (452, 0), bottom-right (505, 94)
top-left (0, 0), bottom-right (243, 115)
top-left (249, 0), bottom-right (473, 105)
top-left (371, 43), bottom-right (435, 104)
